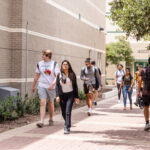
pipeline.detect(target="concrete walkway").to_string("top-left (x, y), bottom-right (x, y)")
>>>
top-left (0, 95), bottom-right (150, 150)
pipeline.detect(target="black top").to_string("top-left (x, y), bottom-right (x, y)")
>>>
top-left (122, 74), bottom-right (133, 86)
top-left (56, 73), bottom-right (79, 98)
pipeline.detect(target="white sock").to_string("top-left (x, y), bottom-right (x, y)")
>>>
top-left (40, 120), bottom-right (44, 124)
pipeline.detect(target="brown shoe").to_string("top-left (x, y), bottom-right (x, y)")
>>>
top-left (130, 105), bottom-right (133, 110)
top-left (123, 107), bottom-right (126, 110)
top-left (36, 123), bottom-right (44, 128)
top-left (49, 120), bottom-right (54, 126)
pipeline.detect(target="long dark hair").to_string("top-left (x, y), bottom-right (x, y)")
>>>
top-left (60, 60), bottom-right (76, 84)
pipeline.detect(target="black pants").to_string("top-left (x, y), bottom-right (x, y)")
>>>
top-left (60, 92), bottom-right (74, 129)
top-left (117, 83), bottom-right (122, 100)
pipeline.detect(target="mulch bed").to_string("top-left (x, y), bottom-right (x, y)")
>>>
top-left (0, 89), bottom-right (111, 133)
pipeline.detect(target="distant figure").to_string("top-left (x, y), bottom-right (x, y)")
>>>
top-left (80, 58), bottom-right (101, 116)
top-left (91, 61), bottom-right (103, 106)
top-left (134, 64), bottom-right (143, 107)
top-left (119, 68), bottom-right (134, 110)
top-left (114, 64), bottom-right (125, 103)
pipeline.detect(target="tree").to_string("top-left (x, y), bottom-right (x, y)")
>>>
top-left (109, 0), bottom-right (150, 41)
top-left (106, 37), bottom-right (134, 66)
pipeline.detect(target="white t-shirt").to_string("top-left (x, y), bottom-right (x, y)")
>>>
top-left (115, 69), bottom-right (125, 84)
top-left (60, 77), bottom-right (73, 93)
top-left (36, 60), bottom-right (60, 89)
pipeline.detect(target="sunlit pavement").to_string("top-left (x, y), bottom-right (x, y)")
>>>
top-left (0, 94), bottom-right (150, 150)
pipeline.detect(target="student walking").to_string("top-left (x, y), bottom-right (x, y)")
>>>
top-left (56, 60), bottom-right (80, 134)
top-left (134, 64), bottom-right (143, 107)
top-left (91, 61), bottom-right (103, 106)
top-left (119, 68), bottom-right (134, 110)
top-left (32, 50), bottom-right (60, 128)
top-left (80, 58), bottom-right (101, 116)
top-left (138, 57), bottom-right (150, 131)
top-left (115, 64), bottom-right (125, 103)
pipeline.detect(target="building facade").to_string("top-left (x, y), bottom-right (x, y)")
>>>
top-left (0, 0), bottom-right (106, 95)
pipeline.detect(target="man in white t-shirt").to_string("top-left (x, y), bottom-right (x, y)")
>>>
top-left (32, 50), bottom-right (60, 128)
top-left (114, 64), bottom-right (125, 103)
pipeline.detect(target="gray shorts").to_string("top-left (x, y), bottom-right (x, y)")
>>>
top-left (37, 87), bottom-right (56, 101)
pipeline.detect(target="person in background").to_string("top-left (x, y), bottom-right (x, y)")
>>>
top-left (115, 64), bottom-right (125, 103)
top-left (80, 58), bottom-right (101, 116)
top-left (56, 60), bottom-right (80, 134)
top-left (119, 68), bottom-right (134, 110)
top-left (91, 61), bottom-right (103, 106)
top-left (32, 50), bottom-right (60, 128)
top-left (134, 64), bottom-right (143, 107)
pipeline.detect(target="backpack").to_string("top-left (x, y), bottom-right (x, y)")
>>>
top-left (144, 67), bottom-right (150, 90)
top-left (116, 70), bottom-right (125, 77)
top-left (82, 66), bottom-right (97, 77)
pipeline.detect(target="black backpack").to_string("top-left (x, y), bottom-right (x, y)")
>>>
top-left (144, 67), bottom-right (150, 90)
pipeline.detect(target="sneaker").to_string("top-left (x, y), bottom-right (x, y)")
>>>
top-left (144, 124), bottom-right (150, 131)
top-left (36, 122), bottom-right (44, 128)
top-left (49, 120), bottom-right (54, 126)
top-left (118, 100), bottom-right (121, 103)
top-left (64, 127), bottom-right (70, 134)
top-left (134, 102), bottom-right (138, 107)
top-left (87, 112), bottom-right (91, 116)
top-left (123, 107), bottom-right (126, 111)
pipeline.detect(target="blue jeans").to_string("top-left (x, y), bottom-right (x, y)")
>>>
top-left (123, 86), bottom-right (133, 107)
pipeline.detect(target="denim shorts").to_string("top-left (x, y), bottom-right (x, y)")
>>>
top-left (37, 87), bottom-right (56, 101)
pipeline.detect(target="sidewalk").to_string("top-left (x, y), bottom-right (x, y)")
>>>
top-left (0, 95), bottom-right (150, 150)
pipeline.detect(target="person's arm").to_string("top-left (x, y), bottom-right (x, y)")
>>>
top-left (32, 73), bottom-right (40, 93)
top-left (138, 76), bottom-right (142, 96)
top-left (114, 72), bottom-right (117, 87)
top-left (56, 73), bottom-right (60, 102)
top-left (80, 68), bottom-right (86, 81)
top-left (119, 79), bottom-right (123, 92)
top-left (49, 63), bottom-right (60, 90)
top-left (73, 75), bottom-right (80, 104)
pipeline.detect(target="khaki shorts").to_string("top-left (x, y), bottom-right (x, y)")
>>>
top-left (37, 87), bottom-right (56, 101)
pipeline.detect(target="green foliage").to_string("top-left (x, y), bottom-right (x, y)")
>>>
top-left (106, 36), bottom-right (134, 65)
top-left (109, 0), bottom-right (150, 41)
top-left (78, 90), bottom-right (86, 100)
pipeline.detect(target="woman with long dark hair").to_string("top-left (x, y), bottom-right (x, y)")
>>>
top-left (56, 60), bottom-right (80, 134)
top-left (119, 68), bottom-right (134, 110)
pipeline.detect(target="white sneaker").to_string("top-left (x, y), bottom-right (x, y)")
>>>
top-left (88, 108), bottom-right (92, 116)
top-left (118, 100), bottom-right (121, 103)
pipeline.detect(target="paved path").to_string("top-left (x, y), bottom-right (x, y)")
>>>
top-left (0, 95), bottom-right (150, 150)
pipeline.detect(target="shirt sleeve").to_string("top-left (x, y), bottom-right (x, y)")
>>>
top-left (36, 63), bottom-right (40, 74)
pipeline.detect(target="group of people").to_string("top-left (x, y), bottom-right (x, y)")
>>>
top-left (115, 58), bottom-right (150, 131)
top-left (32, 49), bottom-right (150, 132)
top-left (32, 50), bottom-right (103, 134)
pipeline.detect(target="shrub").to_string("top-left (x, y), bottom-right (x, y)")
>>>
top-left (78, 90), bottom-right (86, 100)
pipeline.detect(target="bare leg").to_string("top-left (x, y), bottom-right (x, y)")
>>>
top-left (40, 99), bottom-right (47, 123)
top-left (48, 101), bottom-right (54, 121)
top-left (144, 106), bottom-right (149, 122)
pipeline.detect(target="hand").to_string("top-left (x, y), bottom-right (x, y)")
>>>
top-left (138, 92), bottom-right (141, 98)
top-left (32, 87), bottom-right (35, 93)
top-left (75, 98), bottom-right (80, 104)
top-left (100, 85), bottom-right (104, 91)
top-left (56, 97), bottom-right (60, 103)
top-left (48, 83), bottom-right (55, 90)
top-left (128, 87), bottom-right (131, 92)
top-left (115, 83), bottom-right (117, 87)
